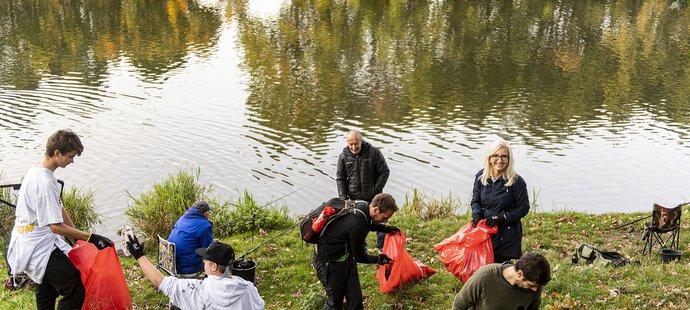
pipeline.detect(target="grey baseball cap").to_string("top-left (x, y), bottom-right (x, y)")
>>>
top-left (192, 200), bottom-right (213, 213)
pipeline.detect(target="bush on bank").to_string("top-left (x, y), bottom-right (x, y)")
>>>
top-left (125, 169), bottom-right (292, 241)
top-left (125, 167), bottom-right (217, 242)
top-left (62, 187), bottom-right (103, 232)
top-left (216, 189), bottom-right (292, 237)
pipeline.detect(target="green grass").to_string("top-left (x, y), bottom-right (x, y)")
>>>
top-left (2, 181), bottom-right (689, 309)
top-left (1, 211), bottom-right (690, 309)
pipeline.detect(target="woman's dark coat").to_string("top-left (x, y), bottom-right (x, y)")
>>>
top-left (470, 169), bottom-right (530, 259)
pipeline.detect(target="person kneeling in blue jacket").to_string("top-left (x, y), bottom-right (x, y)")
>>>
top-left (168, 200), bottom-right (213, 275)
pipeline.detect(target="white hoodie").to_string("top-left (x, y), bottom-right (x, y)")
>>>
top-left (159, 274), bottom-right (265, 310)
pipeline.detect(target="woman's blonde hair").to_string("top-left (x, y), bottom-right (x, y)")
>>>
top-left (480, 140), bottom-right (517, 186)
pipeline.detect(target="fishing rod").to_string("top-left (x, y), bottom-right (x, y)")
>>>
top-left (216, 180), bottom-right (315, 231)
top-left (217, 179), bottom-right (321, 259)
top-left (611, 215), bottom-right (651, 229)
top-left (236, 222), bottom-right (299, 260)
top-left (611, 202), bottom-right (690, 230)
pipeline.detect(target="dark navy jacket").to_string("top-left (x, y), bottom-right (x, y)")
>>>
top-left (470, 169), bottom-right (530, 258)
top-left (336, 141), bottom-right (390, 202)
top-left (168, 208), bottom-right (213, 274)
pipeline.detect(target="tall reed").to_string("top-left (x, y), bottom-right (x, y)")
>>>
top-left (213, 190), bottom-right (292, 238)
top-left (400, 188), bottom-right (463, 220)
top-left (62, 187), bottom-right (103, 232)
top-left (125, 167), bottom-right (216, 242)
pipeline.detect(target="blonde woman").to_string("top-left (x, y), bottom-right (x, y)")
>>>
top-left (470, 140), bottom-right (530, 263)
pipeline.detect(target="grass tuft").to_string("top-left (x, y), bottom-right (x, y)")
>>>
top-left (400, 188), bottom-right (465, 220)
top-left (62, 187), bottom-right (103, 232)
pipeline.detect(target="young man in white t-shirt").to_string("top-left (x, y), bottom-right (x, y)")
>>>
top-left (7, 129), bottom-right (113, 309)
top-left (126, 236), bottom-right (265, 310)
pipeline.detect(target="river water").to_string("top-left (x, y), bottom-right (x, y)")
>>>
top-left (1, 0), bottom-right (689, 238)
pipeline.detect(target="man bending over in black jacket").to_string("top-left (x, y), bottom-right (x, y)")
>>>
top-left (312, 193), bottom-right (399, 310)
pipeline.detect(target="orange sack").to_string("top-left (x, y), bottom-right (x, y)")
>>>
top-left (376, 232), bottom-right (436, 293)
top-left (68, 241), bottom-right (133, 310)
top-left (434, 220), bottom-right (498, 283)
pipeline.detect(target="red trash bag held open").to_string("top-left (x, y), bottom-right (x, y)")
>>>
top-left (68, 240), bottom-right (132, 310)
top-left (376, 231), bottom-right (436, 293)
top-left (434, 220), bottom-right (498, 283)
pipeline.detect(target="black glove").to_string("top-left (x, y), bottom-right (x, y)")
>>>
top-left (486, 213), bottom-right (507, 228)
top-left (471, 214), bottom-right (481, 227)
top-left (88, 233), bottom-right (113, 250)
top-left (126, 235), bottom-right (145, 260)
top-left (378, 254), bottom-right (393, 265)
top-left (383, 225), bottom-right (400, 234)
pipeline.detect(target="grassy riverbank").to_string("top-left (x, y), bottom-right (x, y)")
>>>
top-left (2, 211), bottom-right (689, 309)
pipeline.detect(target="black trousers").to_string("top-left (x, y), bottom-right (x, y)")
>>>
top-left (36, 248), bottom-right (85, 310)
top-left (313, 255), bottom-right (363, 310)
top-left (376, 232), bottom-right (386, 251)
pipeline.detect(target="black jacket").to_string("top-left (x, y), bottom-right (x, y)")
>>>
top-left (336, 141), bottom-right (390, 202)
top-left (470, 169), bottom-right (530, 258)
top-left (315, 201), bottom-right (387, 263)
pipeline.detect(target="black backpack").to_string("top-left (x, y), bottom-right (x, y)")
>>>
top-left (300, 198), bottom-right (367, 244)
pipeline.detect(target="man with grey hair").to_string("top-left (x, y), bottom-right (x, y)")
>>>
top-left (336, 130), bottom-right (390, 250)
top-left (168, 200), bottom-right (214, 275)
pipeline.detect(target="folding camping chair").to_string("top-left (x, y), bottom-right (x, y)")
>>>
top-left (157, 236), bottom-right (203, 310)
top-left (1, 180), bottom-right (64, 290)
top-left (641, 203), bottom-right (683, 255)
top-left (157, 235), bottom-right (178, 276)
top-left (157, 235), bottom-right (203, 279)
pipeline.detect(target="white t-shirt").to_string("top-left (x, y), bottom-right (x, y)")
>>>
top-left (7, 165), bottom-right (71, 284)
top-left (159, 275), bottom-right (265, 310)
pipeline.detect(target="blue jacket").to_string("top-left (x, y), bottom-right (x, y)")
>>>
top-left (168, 208), bottom-right (213, 274)
top-left (470, 169), bottom-right (530, 259)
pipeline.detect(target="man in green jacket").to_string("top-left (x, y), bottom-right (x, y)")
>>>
top-left (452, 252), bottom-right (551, 310)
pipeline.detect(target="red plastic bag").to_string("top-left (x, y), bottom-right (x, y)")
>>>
top-left (68, 241), bottom-right (132, 310)
top-left (375, 232), bottom-right (436, 293)
top-left (434, 220), bottom-right (498, 283)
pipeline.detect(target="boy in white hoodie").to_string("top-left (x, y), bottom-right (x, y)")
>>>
top-left (127, 236), bottom-right (264, 309)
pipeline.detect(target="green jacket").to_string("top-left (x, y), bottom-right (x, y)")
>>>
top-left (452, 263), bottom-right (542, 310)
